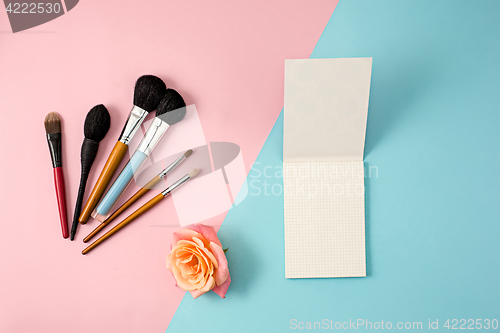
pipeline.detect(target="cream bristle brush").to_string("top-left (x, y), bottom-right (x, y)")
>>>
top-left (82, 149), bottom-right (193, 243)
top-left (82, 169), bottom-right (199, 254)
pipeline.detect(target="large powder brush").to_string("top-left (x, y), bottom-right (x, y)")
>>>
top-left (94, 89), bottom-right (186, 218)
top-left (70, 105), bottom-right (111, 240)
top-left (79, 75), bottom-right (167, 224)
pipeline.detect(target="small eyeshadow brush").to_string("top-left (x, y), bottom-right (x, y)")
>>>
top-left (70, 105), bottom-right (111, 241)
top-left (79, 75), bottom-right (167, 224)
top-left (83, 149), bottom-right (192, 243)
top-left (93, 89), bottom-right (186, 219)
top-left (44, 112), bottom-right (69, 238)
top-left (82, 169), bottom-right (199, 254)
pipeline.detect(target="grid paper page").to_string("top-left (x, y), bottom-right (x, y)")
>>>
top-left (284, 161), bottom-right (366, 278)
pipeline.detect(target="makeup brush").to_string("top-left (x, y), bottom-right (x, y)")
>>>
top-left (79, 75), bottom-right (167, 224)
top-left (83, 149), bottom-right (192, 243)
top-left (82, 169), bottom-right (199, 254)
top-left (93, 89), bottom-right (186, 219)
top-left (70, 105), bottom-right (111, 241)
top-left (44, 112), bottom-right (69, 239)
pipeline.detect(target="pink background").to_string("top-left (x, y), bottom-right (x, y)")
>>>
top-left (0, 1), bottom-right (337, 332)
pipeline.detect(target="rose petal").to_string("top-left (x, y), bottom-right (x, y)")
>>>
top-left (169, 225), bottom-right (230, 299)
top-left (199, 246), bottom-right (218, 270)
top-left (191, 247), bottom-right (211, 273)
top-left (192, 237), bottom-right (205, 248)
top-left (186, 224), bottom-right (222, 247)
top-left (200, 275), bottom-right (216, 292)
top-left (189, 289), bottom-right (207, 299)
top-left (166, 254), bottom-right (173, 271)
top-left (212, 273), bottom-right (231, 298)
top-left (181, 254), bottom-right (194, 264)
top-left (192, 276), bottom-right (207, 289)
top-left (196, 253), bottom-right (208, 277)
top-left (179, 262), bottom-right (196, 277)
top-left (188, 272), bottom-right (204, 284)
top-left (172, 229), bottom-right (200, 245)
top-left (172, 268), bottom-right (196, 291)
top-left (194, 263), bottom-right (209, 287)
top-left (210, 242), bottom-right (229, 286)
top-left (176, 240), bottom-right (199, 247)
top-left (170, 253), bottom-right (179, 273)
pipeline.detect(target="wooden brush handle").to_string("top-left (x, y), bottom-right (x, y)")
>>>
top-left (82, 175), bottom-right (161, 243)
top-left (79, 141), bottom-right (128, 224)
top-left (82, 193), bottom-right (164, 254)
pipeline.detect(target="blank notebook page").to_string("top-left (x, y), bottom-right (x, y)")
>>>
top-left (283, 58), bottom-right (372, 278)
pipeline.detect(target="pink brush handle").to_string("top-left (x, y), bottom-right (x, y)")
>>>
top-left (53, 167), bottom-right (69, 239)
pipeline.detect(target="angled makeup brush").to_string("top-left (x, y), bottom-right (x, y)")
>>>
top-left (45, 112), bottom-right (69, 239)
top-left (82, 169), bottom-right (199, 254)
top-left (79, 75), bottom-right (167, 224)
top-left (93, 88), bottom-right (186, 219)
top-left (70, 105), bottom-right (111, 241)
top-left (83, 149), bottom-right (192, 243)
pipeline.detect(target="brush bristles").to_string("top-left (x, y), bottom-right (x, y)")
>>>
top-left (184, 149), bottom-right (193, 158)
top-left (84, 105), bottom-right (111, 142)
top-left (156, 89), bottom-right (186, 125)
top-left (44, 112), bottom-right (61, 134)
top-left (133, 75), bottom-right (167, 112)
top-left (156, 89), bottom-right (186, 116)
top-left (188, 168), bottom-right (199, 178)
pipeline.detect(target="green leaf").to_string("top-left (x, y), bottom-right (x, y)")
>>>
top-left (223, 248), bottom-right (229, 253)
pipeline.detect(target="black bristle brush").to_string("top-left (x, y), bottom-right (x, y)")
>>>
top-left (70, 105), bottom-right (111, 241)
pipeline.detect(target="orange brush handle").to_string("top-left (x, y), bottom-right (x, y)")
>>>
top-left (82, 193), bottom-right (165, 254)
top-left (79, 141), bottom-right (128, 224)
top-left (82, 175), bottom-right (162, 243)
top-left (82, 187), bottom-right (150, 243)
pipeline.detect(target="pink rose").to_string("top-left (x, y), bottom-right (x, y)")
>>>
top-left (166, 224), bottom-right (230, 299)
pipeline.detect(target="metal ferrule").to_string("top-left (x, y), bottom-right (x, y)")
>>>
top-left (118, 105), bottom-right (148, 145)
top-left (158, 154), bottom-right (187, 179)
top-left (161, 174), bottom-right (191, 197)
top-left (136, 117), bottom-right (170, 156)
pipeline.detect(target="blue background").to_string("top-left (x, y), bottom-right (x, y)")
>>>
top-left (167, 0), bottom-right (500, 331)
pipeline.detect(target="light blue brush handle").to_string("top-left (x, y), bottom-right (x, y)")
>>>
top-left (96, 151), bottom-right (148, 216)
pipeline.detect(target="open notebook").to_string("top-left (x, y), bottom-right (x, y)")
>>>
top-left (283, 58), bottom-right (372, 278)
